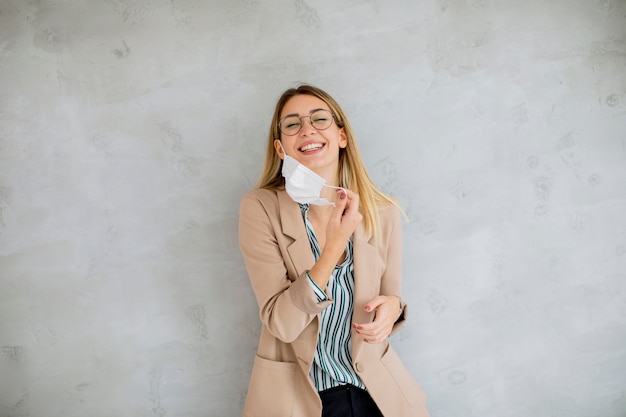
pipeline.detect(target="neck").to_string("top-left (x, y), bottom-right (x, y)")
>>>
top-left (313, 164), bottom-right (340, 188)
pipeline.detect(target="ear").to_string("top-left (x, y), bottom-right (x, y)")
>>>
top-left (338, 128), bottom-right (348, 149)
top-left (273, 139), bottom-right (285, 159)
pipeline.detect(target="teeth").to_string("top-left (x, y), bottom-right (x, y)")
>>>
top-left (300, 143), bottom-right (323, 152)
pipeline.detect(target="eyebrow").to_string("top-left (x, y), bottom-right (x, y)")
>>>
top-left (281, 108), bottom-right (328, 118)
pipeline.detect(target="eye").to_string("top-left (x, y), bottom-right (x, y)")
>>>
top-left (285, 121), bottom-right (301, 129)
top-left (312, 110), bottom-right (331, 122)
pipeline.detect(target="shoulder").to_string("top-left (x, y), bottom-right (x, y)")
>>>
top-left (240, 188), bottom-right (284, 217)
top-left (377, 202), bottom-right (402, 226)
top-left (242, 187), bottom-right (279, 203)
top-left (372, 202), bottom-right (403, 244)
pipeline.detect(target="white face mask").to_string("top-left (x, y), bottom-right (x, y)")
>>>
top-left (278, 141), bottom-right (344, 206)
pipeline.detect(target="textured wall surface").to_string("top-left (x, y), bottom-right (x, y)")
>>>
top-left (1, 1), bottom-right (625, 416)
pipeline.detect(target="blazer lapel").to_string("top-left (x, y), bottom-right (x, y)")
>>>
top-left (277, 190), bottom-right (315, 278)
top-left (278, 190), bottom-right (305, 240)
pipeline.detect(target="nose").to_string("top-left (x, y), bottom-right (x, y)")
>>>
top-left (299, 116), bottom-right (317, 136)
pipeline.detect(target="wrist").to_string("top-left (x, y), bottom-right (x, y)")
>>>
top-left (321, 241), bottom-right (346, 261)
top-left (395, 296), bottom-right (405, 320)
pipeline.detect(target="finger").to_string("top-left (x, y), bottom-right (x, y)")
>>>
top-left (353, 316), bottom-right (389, 332)
top-left (364, 296), bottom-right (386, 313)
top-left (332, 189), bottom-right (348, 218)
top-left (353, 324), bottom-right (387, 343)
top-left (343, 190), bottom-right (360, 214)
top-left (353, 321), bottom-right (392, 339)
top-left (352, 322), bottom-right (378, 335)
top-left (365, 334), bottom-right (387, 343)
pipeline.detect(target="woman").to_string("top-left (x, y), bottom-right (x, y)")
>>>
top-left (238, 84), bottom-right (429, 417)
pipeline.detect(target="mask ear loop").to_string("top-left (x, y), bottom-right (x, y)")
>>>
top-left (276, 139), bottom-right (287, 157)
top-left (322, 184), bottom-right (347, 207)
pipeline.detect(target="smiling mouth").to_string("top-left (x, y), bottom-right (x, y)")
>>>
top-left (299, 143), bottom-right (324, 152)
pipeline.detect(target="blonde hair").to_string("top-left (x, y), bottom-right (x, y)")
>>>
top-left (256, 84), bottom-right (402, 237)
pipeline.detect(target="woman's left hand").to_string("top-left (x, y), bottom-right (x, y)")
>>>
top-left (352, 295), bottom-right (401, 344)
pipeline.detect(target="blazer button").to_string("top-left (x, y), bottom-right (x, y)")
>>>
top-left (355, 363), bottom-right (363, 372)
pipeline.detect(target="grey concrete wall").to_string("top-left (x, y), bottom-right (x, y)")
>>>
top-left (1, 1), bottom-right (625, 416)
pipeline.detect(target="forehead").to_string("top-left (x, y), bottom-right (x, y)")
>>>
top-left (280, 94), bottom-right (330, 117)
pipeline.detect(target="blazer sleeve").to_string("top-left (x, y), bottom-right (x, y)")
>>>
top-left (239, 192), bottom-right (331, 343)
top-left (379, 205), bottom-right (409, 335)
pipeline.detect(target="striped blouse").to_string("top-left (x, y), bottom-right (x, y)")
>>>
top-left (299, 203), bottom-right (366, 391)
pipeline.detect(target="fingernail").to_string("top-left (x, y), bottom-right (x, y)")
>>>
top-left (364, 306), bottom-right (371, 312)
top-left (340, 192), bottom-right (346, 199)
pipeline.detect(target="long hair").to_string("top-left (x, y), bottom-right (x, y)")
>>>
top-left (256, 84), bottom-right (401, 237)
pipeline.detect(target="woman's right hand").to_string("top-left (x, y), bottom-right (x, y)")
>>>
top-left (307, 189), bottom-right (362, 291)
top-left (324, 189), bottom-right (362, 260)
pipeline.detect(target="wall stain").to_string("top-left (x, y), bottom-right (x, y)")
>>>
top-left (427, 288), bottom-right (449, 315)
top-left (446, 370), bottom-right (467, 385)
top-left (532, 177), bottom-right (553, 202)
top-left (465, 0), bottom-right (486, 8)
top-left (527, 156), bottom-right (539, 169)
top-left (149, 368), bottom-right (166, 417)
top-left (557, 131), bottom-right (584, 180)
top-left (490, 254), bottom-right (504, 281)
top-left (450, 180), bottom-right (472, 202)
top-left (0, 185), bottom-right (12, 206)
top-left (1, 345), bottom-right (23, 362)
top-left (534, 204), bottom-right (548, 217)
top-left (92, 131), bottom-right (114, 159)
top-left (56, 69), bottom-right (69, 94)
top-left (33, 26), bottom-right (62, 53)
top-left (113, 39), bottom-right (131, 59)
top-left (0, 185), bottom-right (12, 228)
top-left (185, 304), bottom-right (209, 341)
top-left (294, 0), bottom-right (321, 29)
top-left (569, 213), bottom-right (584, 232)
top-left (556, 131), bottom-right (576, 151)
top-left (107, 0), bottom-right (153, 24)
top-left (374, 157), bottom-right (401, 196)
top-left (588, 173), bottom-right (602, 186)
top-left (9, 389), bottom-right (29, 414)
top-left (511, 103), bottom-right (529, 128)
top-left (420, 220), bottom-right (439, 236)
top-left (74, 382), bottom-right (90, 403)
top-left (169, 0), bottom-right (194, 33)
top-left (439, 365), bottom-right (468, 386)
top-left (594, 0), bottom-right (615, 14)
top-left (470, 31), bottom-right (489, 48)
top-left (0, 38), bottom-right (17, 55)
top-left (605, 94), bottom-right (620, 107)
top-left (159, 122), bottom-right (183, 152)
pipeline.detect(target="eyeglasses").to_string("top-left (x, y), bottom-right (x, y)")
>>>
top-left (278, 109), bottom-right (335, 136)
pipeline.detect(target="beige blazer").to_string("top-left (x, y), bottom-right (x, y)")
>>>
top-left (239, 188), bottom-right (429, 417)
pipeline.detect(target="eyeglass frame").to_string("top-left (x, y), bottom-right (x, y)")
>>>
top-left (277, 109), bottom-right (338, 136)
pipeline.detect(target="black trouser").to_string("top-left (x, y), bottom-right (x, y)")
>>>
top-left (319, 384), bottom-right (384, 417)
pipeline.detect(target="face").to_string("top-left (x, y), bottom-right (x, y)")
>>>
top-left (274, 94), bottom-right (347, 176)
